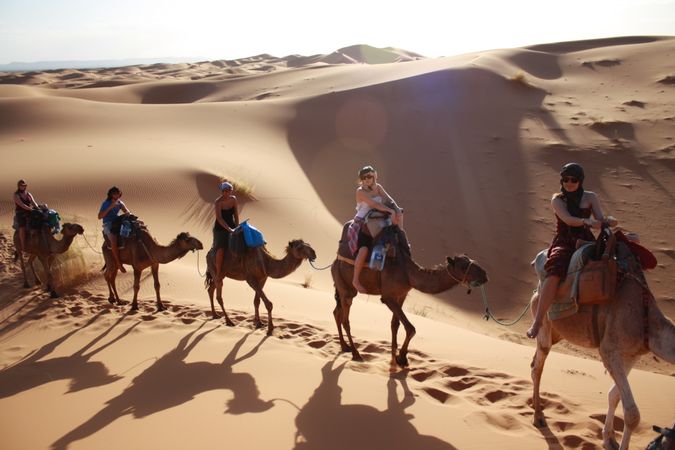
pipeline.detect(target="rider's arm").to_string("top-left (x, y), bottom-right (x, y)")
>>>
top-left (118, 200), bottom-right (130, 215)
top-left (552, 196), bottom-right (601, 229)
top-left (377, 184), bottom-right (402, 212)
top-left (588, 192), bottom-right (618, 226)
top-left (356, 188), bottom-right (395, 214)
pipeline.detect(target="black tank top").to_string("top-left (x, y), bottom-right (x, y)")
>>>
top-left (15, 192), bottom-right (31, 212)
top-left (214, 207), bottom-right (237, 230)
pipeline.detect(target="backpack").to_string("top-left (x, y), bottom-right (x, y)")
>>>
top-left (240, 220), bottom-right (265, 248)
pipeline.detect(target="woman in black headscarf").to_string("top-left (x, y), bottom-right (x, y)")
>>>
top-left (526, 163), bottom-right (618, 338)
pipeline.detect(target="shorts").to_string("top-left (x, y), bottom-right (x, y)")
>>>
top-left (103, 222), bottom-right (114, 238)
top-left (14, 211), bottom-right (30, 229)
top-left (357, 231), bottom-right (373, 251)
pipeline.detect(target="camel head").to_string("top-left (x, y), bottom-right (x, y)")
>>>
top-left (287, 239), bottom-right (316, 262)
top-left (446, 255), bottom-right (488, 292)
top-left (61, 223), bottom-right (85, 236)
top-left (173, 232), bottom-right (204, 252)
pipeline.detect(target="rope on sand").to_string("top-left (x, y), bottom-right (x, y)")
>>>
top-left (479, 284), bottom-right (531, 326)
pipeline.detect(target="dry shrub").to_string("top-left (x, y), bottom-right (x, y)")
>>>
top-left (510, 72), bottom-right (533, 88)
top-left (34, 237), bottom-right (89, 289)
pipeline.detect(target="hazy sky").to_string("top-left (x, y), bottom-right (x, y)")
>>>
top-left (1, 0), bottom-right (674, 63)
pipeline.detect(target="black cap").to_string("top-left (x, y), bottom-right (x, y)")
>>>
top-left (560, 163), bottom-right (584, 182)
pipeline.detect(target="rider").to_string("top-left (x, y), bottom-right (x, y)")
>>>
top-left (13, 179), bottom-right (39, 252)
top-left (350, 165), bottom-right (403, 293)
top-left (213, 181), bottom-right (239, 278)
top-left (526, 162), bottom-right (618, 338)
top-left (98, 186), bottom-right (130, 273)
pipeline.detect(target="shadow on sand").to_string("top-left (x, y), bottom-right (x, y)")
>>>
top-left (294, 359), bottom-right (458, 450)
top-left (51, 325), bottom-right (272, 450)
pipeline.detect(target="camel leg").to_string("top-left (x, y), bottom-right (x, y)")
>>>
top-left (131, 267), bottom-right (142, 311)
top-left (151, 264), bottom-right (165, 312)
top-left (259, 289), bottom-right (274, 336)
top-left (252, 293), bottom-right (264, 329)
top-left (530, 311), bottom-right (553, 427)
top-left (213, 275), bottom-right (234, 326)
top-left (104, 264), bottom-right (122, 305)
top-left (600, 353), bottom-right (639, 450)
top-left (599, 348), bottom-right (640, 450)
top-left (389, 315), bottom-right (401, 370)
top-left (40, 255), bottom-right (59, 298)
top-left (28, 254), bottom-right (41, 286)
top-left (341, 297), bottom-right (362, 361)
top-left (382, 298), bottom-right (415, 368)
top-left (247, 278), bottom-right (274, 335)
top-left (332, 291), bottom-right (351, 353)
top-left (207, 272), bottom-right (218, 318)
top-left (17, 250), bottom-right (29, 288)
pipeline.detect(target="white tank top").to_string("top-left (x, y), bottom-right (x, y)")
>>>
top-left (355, 195), bottom-right (382, 219)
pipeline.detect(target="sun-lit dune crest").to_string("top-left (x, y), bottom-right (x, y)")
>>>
top-left (323, 44), bottom-right (425, 64)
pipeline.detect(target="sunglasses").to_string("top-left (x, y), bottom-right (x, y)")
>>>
top-left (561, 176), bottom-right (579, 183)
top-left (360, 174), bottom-right (374, 180)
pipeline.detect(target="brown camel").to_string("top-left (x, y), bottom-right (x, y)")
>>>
top-left (331, 224), bottom-right (488, 368)
top-left (530, 240), bottom-right (675, 450)
top-left (102, 229), bottom-right (203, 311)
top-left (205, 239), bottom-right (317, 335)
top-left (13, 223), bottom-right (85, 298)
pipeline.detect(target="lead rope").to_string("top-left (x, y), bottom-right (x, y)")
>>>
top-left (309, 260), bottom-right (333, 271)
top-left (196, 249), bottom-right (206, 277)
top-left (479, 284), bottom-right (531, 326)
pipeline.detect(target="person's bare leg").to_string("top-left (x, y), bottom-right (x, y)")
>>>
top-left (352, 247), bottom-right (369, 293)
top-left (526, 275), bottom-right (560, 338)
top-left (110, 234), bottom-right (126, 273)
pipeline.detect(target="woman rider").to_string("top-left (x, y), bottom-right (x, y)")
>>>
top-left (213, 181), bottom-right (239, 278)
top-left (526, 162), bottom-right (618, 338)
top-left (13, 179), bottom-right (39, 252)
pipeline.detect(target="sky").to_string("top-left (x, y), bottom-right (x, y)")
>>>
top-left (1, 0), bottom-right (674, 64)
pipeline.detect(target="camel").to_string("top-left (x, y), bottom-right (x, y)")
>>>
top-left (204, 239), bottom-right (317, 335)
top-left (13, 223), bottom-right (85, 298)
top-left (529, 239), bottom-right (675, 450)
top-left (331, 224), bottom-right (488, 368)
top-left (102, 228), bottom-right (203, 312)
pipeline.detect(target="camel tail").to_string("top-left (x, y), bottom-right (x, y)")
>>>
top-left (14, 250), bottom-right (19, 262)
top-left (334, 287), bottom-right (340, 306)
top-left (648, 300), bottom-right (675, 364)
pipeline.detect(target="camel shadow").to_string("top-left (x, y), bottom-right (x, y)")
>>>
top-left (0, 311), bottom-right (130, 397)
top-left (51, 326), bottom-right (272, 450)
top-left (294, 359), bottom-right (458, 450)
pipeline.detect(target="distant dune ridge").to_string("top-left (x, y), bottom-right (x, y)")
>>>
top-left (0, 37), bottom-right (673, 450)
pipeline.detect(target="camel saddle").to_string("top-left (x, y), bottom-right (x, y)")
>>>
top-left (533, 229), bottom-right (619, 321)
top-left (337, 218), bottom-right (410, 265)
top-left (104, 215), bottom-right (146, 249)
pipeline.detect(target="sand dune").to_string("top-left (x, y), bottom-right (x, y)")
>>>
top-left (1, 38), bottom-right (674, 449)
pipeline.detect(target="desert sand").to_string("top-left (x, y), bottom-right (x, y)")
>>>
top-left (0, 38), bottom-right (673, 449)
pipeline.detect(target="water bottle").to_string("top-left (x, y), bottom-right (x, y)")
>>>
top-left (369, 244), bottom-right (385, 271)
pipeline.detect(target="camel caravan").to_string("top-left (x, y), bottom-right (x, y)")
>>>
top-left (10, 162), bottom-right (675, 449)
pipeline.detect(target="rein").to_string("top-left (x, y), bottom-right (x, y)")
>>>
top-left (479, 285), bottom-right (531, 326)
top-left (195, 249), bottom-right (206, 277)
top-left (447, 260), bottom-right (474, 292)
top-left (309, 260), bottom-right (333, 271)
